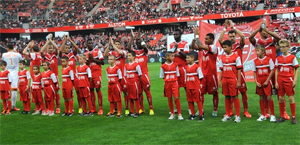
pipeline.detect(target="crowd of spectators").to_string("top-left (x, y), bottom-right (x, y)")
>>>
top-left (2, 0), bottom-right (299, 28)
top-left (270, 17), bottom-right (300, 43)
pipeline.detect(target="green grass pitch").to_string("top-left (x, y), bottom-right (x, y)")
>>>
top-left (0, 61), bottom-right (299, 144)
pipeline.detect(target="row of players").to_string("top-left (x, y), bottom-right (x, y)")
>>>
top-left (0, 19), bottom-right (298, 123)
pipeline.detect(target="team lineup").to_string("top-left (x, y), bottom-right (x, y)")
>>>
top-left (0, 19), bottom-right (298, 124)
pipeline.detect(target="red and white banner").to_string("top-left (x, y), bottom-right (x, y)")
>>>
top-left (199, 19), bottom-right (265, 82)
top-left (1, 7), bottom-right (299, 33)
top-left (18, 12), bottom-right (30, 17)
top-left (96, 7), bottom-right (109, 12)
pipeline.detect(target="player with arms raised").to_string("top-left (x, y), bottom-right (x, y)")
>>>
top-left (2, 44), bottom-right (24, 111)
top-left (218, 19), bottom-right (251, 118)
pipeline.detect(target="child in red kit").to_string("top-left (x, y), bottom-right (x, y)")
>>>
top-left (31, 65), bottom-right (47, 115)
top-left (18, 60), bottom-right (31, 114)
top-left (0, 60), bottom-right (12, 115)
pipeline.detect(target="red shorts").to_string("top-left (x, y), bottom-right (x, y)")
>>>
top-left (177, 66), bottom-right (186, 88)
top-left (32, 89), bottom-right (43, 103)
top-left (121, 77), bottom-right (127, 92)
top-left (222, 78), bottom-right (238, 96)
top-left (108, 83), bottom-right (122, 102)
top-left (164, 81), bottom-right (179, 98)
top-left (79, 87), bottom-right (91, 98)
top-left (277, 77), bottom-right (296, 96)
top-left (127, 81), bottom-right (142, 99)
top-left (256, 77), bottom-right (272, 96)
top-left (239, 72), bottom-right (247, 93)
top-left (201, 74), bottom-right (218, 95)
top-left (141, 73), bottom-right (151, 91)
top-left (63, 89), bottom-right (74, 99)
top-left (73, 76), bottom-right (79, 90)
top-left (90, 75), bottom-right (102, 88)
top-left (44, 85), bottom-right (56, 101)
top-left (1, 91), bottom-right (11, 100)
top-left (186, 89), bottom-right (202, 102)
top-left (19, 85), bottom-right (30, 101)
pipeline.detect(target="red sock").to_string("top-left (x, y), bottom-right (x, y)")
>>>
top-left (225, 98), bottom-right (231, 116)
top-left (76, 92), bottom-right (82, 108)
top-left (135, 99), bottom-right (139, 113)
top-left (97, 90), bottom-right (103, 109)
top-left (109, 102), bottom-right (114, 114)
top-left (139, 93), bottom-right (144, 111)
top-left (86, 97), bottom-right (94, 112)
top-left (39, 99), bottom-right (45, 111)
top-left (69, 100), bottom-right (74, 113)
top-left (230, 98), bottom-right (233, 115)
top-left (233, 97), bottom-right (241, 117)
top-left (82, 99), bottom-right (87, 113)
top-left (130, 99), bottom-right (134, 113)
top-left (46, 101), bottom-right (50, 111)
top-left (290, 103), bottom-right (296, 118)
top-left (145, 90), bottom-right (153, 110)
top-left (196, 101), bottom-right (203, 116)
top-left (23, 101), bottom-right (27, 111)
top-left (264, 97), bottom-right (269, 114)
top-left (114, 102), bottom-right (118, 110)
top-left (124, 95), bottom-right (129, 110)
top-left (8, 100), bottom-right (11, 111)
top-left (56, 93), bottom-right (60, 108)
top-left (118, 101), bottom-right (122, 113)
top-left (90, 91), bottom-right (96, 111)
top-left (27, 100), bottom-right (31, 112)
top-left (284, 100), bottom-right (287, 113)
top-left (64, 101), bottom-right (68, 113)
top-left (174, 98), bottom-right (181, 115)
top-left (269, 100), bottom-right (275, 116)
top-left (213, 94), bottom-right (219, 111)
top-left (50, 100), bottom-right (55, 111)
top-left (241, 92), bottom-right (248, 112)
top-left (168, 99), bottom-right (174, 114)
top-left (188, 102), bottom-right (195, 115)
top-left (3, 100), bottom-right (7, 111)
top-left (35, 103), bottom-right (39, 111)
top-left (259, 100), bottom-right (265, 116)
top-left (279, 102), bottom-right (285, 118)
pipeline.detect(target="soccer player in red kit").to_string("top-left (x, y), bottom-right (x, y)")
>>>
top-left (252, 45), bottom-right (276, 122)
top-left (31, 65), bottom-right (47, 115)
top-left (41, 34), bottom-right (61, 114)
top-left (18, 60), bottom-right (31, 114)
top-left (22, 40), bottom-right (43, 78)
top-left (218, 19), bottom-right (251, 118)
top-left (219, 40), bottom-right (242, 123)
top-left (185, 53), bottom-right (204, 121)
top-left (61, 56), bottom-right (75, 117)
top-left (105, 55), bottom-right (123, 118)
top-left (41, 61), bottom-right (58, 116)
top-left (160, 52), bottom-right (183, 120)
top-left (275, 39), bottom-right (299, 124)
top-left (85, 39), bottom-right (104, 115)
top-left (127, 29), bottom-right (154, 115)
top-left (192, 28), bottom-right (219, 117)
top-left (77, 54), bottom-right (94, 117)
top-left (249, 19), bottom-right (285, 119)
top-left (125, 51), bottom-right (142, 118)
top-left (59, 35), bottom-right (81, 114)
top-left (104, 38), bottom-right (129, 115)
top-left (0, 60), bottom-right (12, 115)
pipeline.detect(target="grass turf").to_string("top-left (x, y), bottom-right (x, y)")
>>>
top-left (0, 62), bottom-right (299, 144)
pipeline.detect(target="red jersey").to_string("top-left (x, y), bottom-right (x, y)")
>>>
top-left (77, 64), bottom-right (92, 87)
top-left (31, 73), bottom-right (42, 90)
top-left (160, 62), bottom-right (180, 82)
top-left (109, 50), bottom-right (127, 74)
top-left (106, 65), bottom-right (122, 84)
top-left (62, 52), bottom-right (76, 73)
top-left (185, 63), bottom-right (203, 89)
top-left (44, 53), bottom-right (59, 76)
top-left (134, 49), bottom-right (148, 73)
top-left (62, 66), bottom-right (74, 90)
top-left (0, 70), bottom-right (11, 91)
top-left (125, 62), bottom-right (142, 83)
top-left (219, 53), bottom-right (243, 79)
top-left (255, 37), bottom-right (277, 62)
top-left (85, 48), bottom-right (104, 77)
top-left (201, 45), bottom-right (218, 75)
top-left (275, 54), bottom-right (299, 78)
top-left (29, 52), bottom-right (42, 68)
top-left (169, 40), bottom-right (189, 66)
top-left (232, 42), bottom-right (244, 60)
top-left (18, 69), bottom-right (30, 86)
top-left (41, 70), bottom-right (57, 86)
top-left (252, 56), bottom-right (274, 77)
